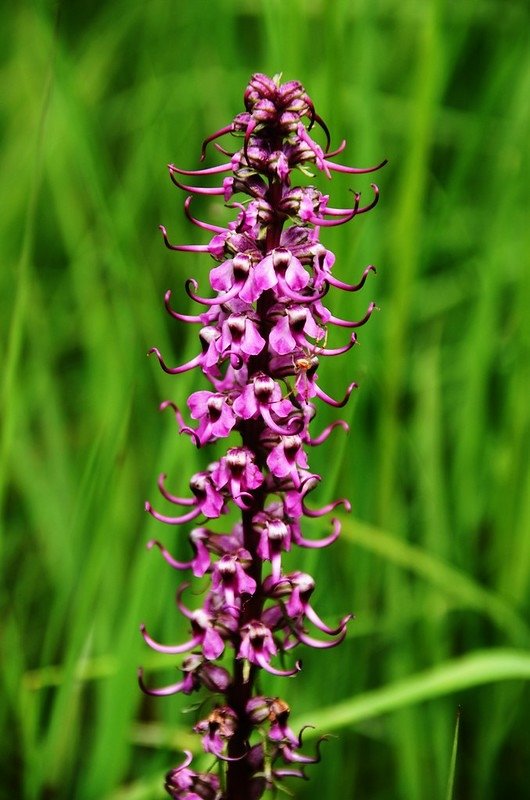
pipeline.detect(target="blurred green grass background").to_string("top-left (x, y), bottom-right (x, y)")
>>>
top-left (1, 0), bottom-right (529, 798)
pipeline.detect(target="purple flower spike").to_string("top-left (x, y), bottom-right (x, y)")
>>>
top-left (141, 73), bottom-right (384, 799)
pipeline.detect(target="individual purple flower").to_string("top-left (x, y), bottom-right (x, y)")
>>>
top-left (212, 446), bottom-right (263, 510)
top-left (164, 751), bottom-right (221, 800)
top-left (194, 706), bottom-right (239, 760)
top-left (267, 304), bottom-right (325, 356)
top-left (266, 434), bottom-right (308, 487)
top-left (239, 248), bottom-right (310, 303)
top-left (145, 468), bottom-right (226, 525)
top-left (232, 372), bottom-right (300, 435)
top-left (138, 654), bottom-right (231, 698)
top-left (208, 253), bottom-right (255, 302)
top-left (140, 609), bottom-right (224, 660)
top-left (186, 390), bottom-right (237, 445)
top-left (211, 551), bottom-right (257, 607)
top-left (141, 73), bottom-right (385, 799)
top-left (218, 309), bottom-right (266, 362)
top-left (246, 696), bottom-right (303, 748)
top-left (254, 513), bottom-right (291, 580)
top-left (148, 325), bottom-right (221, 376)
top-left (238, 620), bottom-right (300, 677)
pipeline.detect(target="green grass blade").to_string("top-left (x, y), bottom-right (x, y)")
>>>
top-left (293, 649), bottom-right (530, 736)
top-left (445, 706), bottom-right (461, 800)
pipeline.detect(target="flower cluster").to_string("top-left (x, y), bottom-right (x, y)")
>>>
top-left (141, 73), bottom-right (385, 800)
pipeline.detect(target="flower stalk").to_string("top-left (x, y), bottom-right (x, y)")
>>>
top-left (141, 73), bottom-right (385, 800)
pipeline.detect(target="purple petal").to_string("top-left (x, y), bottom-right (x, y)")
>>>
top-left (256, 653), bottom-right (301, 677)
top-left (146, 538), bottom-right (192, 571)
top-left (294, 517), bottom-right (343, 548)
top-left (244, 461), bottom-right (265, 490)
top-left (187, 390), bottom-right (213, 419)
top-left (202, 627), bottom-right (225, 660)
top-left (210, 260), bottom-right (234, 292)
top-left (138, 668), bottom-right (188, 697)
top-left (211, 404), bottom-right (237, 438)
top-left (140, 624), bottom-right (200, 655)
top-left (190, 535), bottom-right (211, 577)
top-left (199, 483), bottom-right (225, 518)
top-left (236, 564), bottom-right (257, 596)
top-left (285, 254), bottom-right (310, 291)
top-left (233, 384), bottom-right (258, 419)
top-left (241, 319), bottom-right (266, 355)
top-left (145, 501), bottom-right (201, 526)
top-left (267, 445), bottom-right (292, 479)
top-left (269, 316), bottom-right (296, 355)
top-left (252, 254), bottom-right (278, 293)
